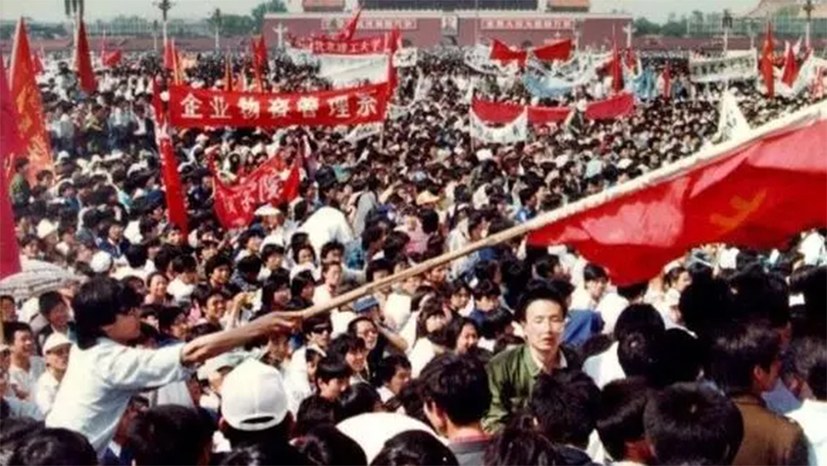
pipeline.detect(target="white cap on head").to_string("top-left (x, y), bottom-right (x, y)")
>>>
top-left (37, 219), bottom-right (57, 239)
top-left (89, 251), bottom-right (113, 274)
top-left (220, 359), bottom-right (288, 432)
top-left (43, 332), bottom-right (72, 354)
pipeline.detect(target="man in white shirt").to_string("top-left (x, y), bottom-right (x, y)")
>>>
top-left (298, 205), bottom-right (354, 259)
top-left (786, 337), bottom-right (827, 466)
top-left (4, 322), bottom-right (46, 401)
top-left (35, 333), bottom-right (72, 416)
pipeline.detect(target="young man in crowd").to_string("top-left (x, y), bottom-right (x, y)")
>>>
top-left (4, 322), bottom-right (45, 402)
top-left (34, 333), bottom-right (72, 416)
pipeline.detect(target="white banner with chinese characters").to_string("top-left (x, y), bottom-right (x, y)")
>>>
top-left (689, 50), bottom-right (758, 83)
top-left (345, 121), bottom-right (384, 143)
top-left (393, 48), bottom-right (418, 68)
top-left (167, 82), bottom-right (391, 128)
top-left (469, 107), bottom-right (528, 144)
top-left (317, 54), bottom-right (390, 87)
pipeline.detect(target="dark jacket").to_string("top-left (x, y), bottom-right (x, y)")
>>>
top-left (731, 393), bottom-right (808, 465)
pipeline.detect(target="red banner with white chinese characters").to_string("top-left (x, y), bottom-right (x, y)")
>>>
top-left (310, 35), bottom-right (391, 55)
top-left (167, 82), bottom-right (391, 129)
top-left (210, 152), bottom-right (300, 229)
top-left (472, 98), bottom-right (572, 125)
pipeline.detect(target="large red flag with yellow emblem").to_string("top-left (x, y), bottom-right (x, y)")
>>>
top-left (9, 18), bottom-right (53, 183)
top-left (527, 102), bottom-right (827, 285)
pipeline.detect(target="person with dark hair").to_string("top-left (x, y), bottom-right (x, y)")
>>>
top-left (35, 291), bottom-right (75, 354)
top-left (483, 280), bottom-right (581, 432)
top-left (483, 420), bottom-right (562, 466)
top-left (339, 383), bottom-right (381, 421)
top-left (468, 280), bottom-right (500, 327)
top-left (126, 405), bottom-right (213, 465)
top-left (445, 317), bottom-right (480, 356)
top-left (583, 303), bottom-right (665, 389)
top-left (595, 281), bottom-right (648, 335)
top-left (515, 185), bottom-right (539, 223)
top-left (0, 294), bottom-right (17, 322)
top-left (205, 255), bottom-right (234, 293)
top-left (420, 354), bottom-right (491, 466)
top-left (101, 395), bottom-right (148, 466)
top-left (9, 427), bottom-right (97, 466)
top-left (167, 254), bottom-right (199, 303)
top-left (45, 277), bottom-right (294, 455)
top-left (328, 334), bottom-right (369, 383)
top-left (643, 382), bottom-right (744, 465)
top-left (373, 354), bottom-right (412, 403)
top-left (296, 424), bottom-right (367, 465)
top-left (221, 442), bottom-right (310, 465)
top-left (4, 321), bottom-right (44, 402)
top-left (528, 369), bottom-right (600, 463)
top-left (784, 337), bottom-right (827, 465)
top-left (295, 395), bottom-right (341, 438)
top-left (650, 328), bottom-right (703, 387)
top-left (571, 263), bottom-right (609, 310)
top-left (371, 430), bottom-right (458, 466)
top-left (315, 356), bottom-right (352, 401)
top-left (706, 318), bottom-right (808, 465)
top-left (596, 377), bottom-right (653, 464)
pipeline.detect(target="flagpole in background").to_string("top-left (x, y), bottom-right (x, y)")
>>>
top-left (284, 99), bottom-right (827, 321)
top-left (155, 0), bottom-right (174, 48)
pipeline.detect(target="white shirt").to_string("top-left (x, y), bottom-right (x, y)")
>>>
top-left (787, 399), bottom-right (827, 466)
top-left (331, 310), bottom-right (357, 337)
top-left (582, 342), bottom-right (625, 389)
top-left (595, 293), bottom-right (628, 335)
top-left (298, 206), bottom-right (354, 258)
top-left (167, 278), bottom-right (195, 303)
top-left (9, 357), bottom-right (46, 401)
top-left (34, 370), bottom-right (61, 416)
top-left (46, 339), bottom-right (191, 454)
top-left (408, 338), bottom-right (437, 378)
top-left (3, 396), bottom-right (43, 420)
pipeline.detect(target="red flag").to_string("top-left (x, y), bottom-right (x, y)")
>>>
top-left (532, 39), bottom-right (572, 62)
top-left (527, 105), bottom-right (827, 285)
top-left (74, 20), bottom-right (97, 94)
top-left (9, 18), bottom-right (53, 183)
top-left (610, 40), bottom-right (624, 94)
top-left (0, 58), bottom-right (23, 280)
top-left (224, 54), bottom-right (233, 92)
top-left (584, 92), bottom-right (634, 120)
top-left (662, 63), bottom-right (672, 100)
top-left (337, 6), bottom-right (363, 41)
top-left (163, 37), bottom-right (177, 72)
top-left (283, 152), bottom-right (302, 202)
top-left (158, 129), bottom-right (189, 237)
top-left (490, 39), bottom-right (527, 66)
top-left (781, 42), bottom-right (799, 87)
top-left (31, 51), bottom-right (43, 75)
top-left (760, 22), bottom-right (775, 98)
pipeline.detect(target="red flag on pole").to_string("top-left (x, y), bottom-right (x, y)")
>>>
top-left (489, 39), bottom-right (528, 66)
top-left (337, 6), bottom-right (363, 41)
top-left (532, 39), bottom-right (573, 62)
top-left (610, 40), bottom-right (624, 94)
top-left (31, 51), bottom-right (44, 75)
top-left (527, 103), bottom-right (827, 285)
top-left (9, 18), bottom-right (53, 183)
top-left (662, 63), bottom-right (672, 99)
top-left (157, 128), bottom-right (189, 237)
top-left (760, 21), bottom-right (775, 98)
top-left (283, 152), bottom-right (302, 203)
top-left (0, 58), bottom-right (23, 279)
top-left (781, 41), bottom-right (799, 87)
top-left (163, 37), bottom-right (176, 71)
top-left (74, 19), bottom-right (97, 94)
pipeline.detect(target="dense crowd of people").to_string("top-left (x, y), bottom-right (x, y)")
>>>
top-left (1, 44), bottom-right (825, 466)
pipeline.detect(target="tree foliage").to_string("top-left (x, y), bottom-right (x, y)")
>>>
top-left (633, 17), bottom-right (660, 36)
top-left (251, 0), bottom-right (287, 30)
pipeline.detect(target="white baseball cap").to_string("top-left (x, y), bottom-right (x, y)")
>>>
top-left (220, 359), bottom-right (288, 432)
top-left (43, 332), bottom-right (72, 354)
top-left (89, 251), bottom-right (113, 274)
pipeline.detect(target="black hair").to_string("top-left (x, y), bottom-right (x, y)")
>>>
top-left (483, 420), bottom-right (562, 466)
top-left (192, 285), bottom-right (228, 308)
top-left (678, 278), bottom-right (734, 337)
top-left (371, 431), bottom-right (458, 466)
top-left (8, 427), bottom-right (97, 466)
top-left (294, 395), bottom-right (341, 438)
top-left (614, 304), bottom-right (665, 342)
top-left (205, 254), bottom-right (233, 279)
top-left (616, 282), bottom-right (648, 301)
top-left (617, 329), bottom-right (661, 380)
top-left (651, 329), bottom-right (703, 387)
top-left (72, 277), bottom-right (142, 349)
top-left (301, 313), bottom-right (333, 337)
top-left (445, 317), bottom-right (479, 351)
top-left (706, 318), bottom-right (781, 396)
top-left (596, 377), bottom-right (651, 461)
top-left (261, 244), bottom-right (285, 262)
top-left (316, 356), bottom-right (352, 384)
top-left (373, 354), bottom-right (411, 387)
top-left (419, 354), bottom-right (491, 427)
top-left (320, 241), bottom-right (345, 261)
top-left (361, 225), bottom-right (385, 251)
top-left (157, 306), bottom-right (186, 334)
top-left (296, 425), bottom-right (367, 466)
top-left (643, 382), bottom-right (743, 465)
top-left (328, 334), bottom-right (366, 360)
top-left (785, 336), bottom-right (827, 400)
top-left (479, 308), bottom-right (513, 341)
top-left (472, 279), bottom-right (500, 300)
top-left (583, 263), bottom-right (608, 282)
top-left (237, 255), bottom-right (263, 276)
top-left (170, 254), bottom-right (197, 274)
top-left (338, 383), bottom-right (380, 421)
top-left (2, 321), bottom-right (32, 345)
top-left (220, 443), bottom-right (310, 466)
top-left (366, 258), bottom-right (393, 283)
top-left (514, 279), bottom-right (567, 323)
top-left (124, 244), bottom-right (148, 269)
top-left (127, 405), bottom-right (214, 465)
top-left (528, 369), bottom-right (600, 449)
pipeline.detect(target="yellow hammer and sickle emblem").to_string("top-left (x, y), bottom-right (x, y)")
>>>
top-left (709, 189), bottom-right (768, 234)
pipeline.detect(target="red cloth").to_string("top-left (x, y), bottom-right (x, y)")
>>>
top-left (760, 22), bottom-right (775, 97)
top-left (584, 93), bottom-right (634, 120)
top-left (610, 43), bottom-right (624, 94)
top-left (489, 39), bottom-right (527, 66)
top-left (163, 38), bottom-right (176, 71)
top-left (31, 52), bottom-right (43, 75)
top-left (158, 130), bottom-right (189, 237)
top-left (74, 20), bottom-right (97, 94)
top-left (471, 99), bottom-right (571, 125)
top-left (0, 57), bottom-right (23, 280)
top-left (527, 117), bottom-right (827, 285)
top-left (532, 39), bottom-right (572, 62)
top-left (103, 50), bottom-right (122, 68)
top-left (781, 44), bottom-right (799, 87)
top-left (337, 6), bottom-right (362, 41)
top-left (311, 35), bottom-right (392, 55)
top-left (662, 63), bottom-right (671, 99)
top-left (168, 81), bottom-right (391, 129)
top-left (9, 18), bottom-right (53, 183)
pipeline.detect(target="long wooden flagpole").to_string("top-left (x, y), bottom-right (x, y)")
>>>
top-left (283, 99), bottom-right (827, 320)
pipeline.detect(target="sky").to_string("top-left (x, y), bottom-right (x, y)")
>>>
top-left (0, 0), bottom-right (759, 23)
